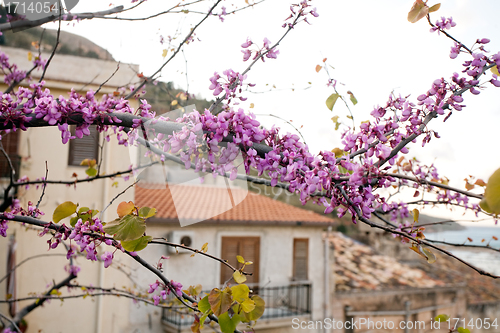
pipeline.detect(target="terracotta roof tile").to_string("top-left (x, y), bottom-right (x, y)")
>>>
top-left (331, 232), bottom-right (447, 291)
top-left (134, 183), bottom-right (336, 225)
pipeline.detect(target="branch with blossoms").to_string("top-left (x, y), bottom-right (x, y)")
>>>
top-left (208, 0), bottom-right (319, 113)
top-left (0, 211), bottom-right (252, 332)
top-left (3, 1), bottom-right (500, 332)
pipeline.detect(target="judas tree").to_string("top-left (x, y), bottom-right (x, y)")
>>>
top-left (0, 0), bottom-right (500, 332)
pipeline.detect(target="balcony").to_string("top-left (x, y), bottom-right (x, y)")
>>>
top-left (162, 281), bottom-right (312, 332)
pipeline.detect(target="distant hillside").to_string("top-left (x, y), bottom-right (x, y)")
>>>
top-left (1, 27), bottom-right (114, 60)
top-left (143, 81), bottom-right (213, 116)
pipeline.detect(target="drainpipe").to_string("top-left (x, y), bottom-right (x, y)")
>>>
top-left (324, 226), bottom-right (332, 333)
top-left (96, 140), bottom-right (110, 333)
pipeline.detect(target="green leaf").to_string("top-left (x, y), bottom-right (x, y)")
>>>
top-left (243, 295), bottom-right (265, 322)
top-left (236, 255), bottom-right (245, 264)
top-left (53, 201), bottom-right (77, 223)
top-left (325, 93), bottom-right (340, 111)
top-left (428, 3), bottom-right (441, 13)
top-left (85, 167), bottom-right (98, 177)
top-left (199, 312), bottom-right (209, 329)
top-left (457, 327), bottom-right (471, 333)
top-left (434, 314), bottom-right (450, 322)
top-left (70, 216), bottom-right (79, 227)
top-left (233, 271), bottom-right (247, 284)
top-left (138, 207), bottom-right (156, 219)
top-left (347, 91), bottom-right (358, 105)
top-left (231, 284), bottom-right (250, 303)
top-left (103, 215), bottom-right (146, 241)
top-left (198, 295), bottom-right (211, 313)
top-left (121, 235), bottom-right (152, 252)
top-left (78, 207), bottom-right (90, 214)
top-left (208, 287), bottom-right (233, 317)
top-left (218, 312), bottom-right (240, 333)
top-left (481, 167), bottom-right (500, 215)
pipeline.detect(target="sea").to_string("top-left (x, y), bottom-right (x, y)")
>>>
top-left (426, 227), bottom-right (500, 276)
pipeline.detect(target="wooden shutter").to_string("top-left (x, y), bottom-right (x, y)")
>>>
top-left (293, 238), bottom-right (308, 281)
top-left (221, 237), bottom-right (260, 286)
top-left (0, 130), bottom-right (20, 178)
top-left (68, 126), bottom-right (99, 166)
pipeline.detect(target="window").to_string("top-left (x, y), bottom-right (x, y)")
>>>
top-left (293, 238), bottom-right (308, 281)
top-left (68, 126), bottom-right (100, 166)
top-left (221, 237), bottom-right (260, 285)
top-left (0, 130), bottom-right (20, 178)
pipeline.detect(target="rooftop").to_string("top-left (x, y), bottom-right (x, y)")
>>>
top-left (134, 183), bottom-right (336, 226)
top-left (331, 232), bottom-right (448, 291)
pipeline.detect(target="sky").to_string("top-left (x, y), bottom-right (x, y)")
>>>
top-left (42, 0), bottom-right (500, 226)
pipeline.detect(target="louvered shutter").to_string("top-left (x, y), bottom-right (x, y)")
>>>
top-left (221, 237), bottom-right (260, 286)
top-left (0, 130), bottom-right (20, 178)
top-left (68, 126), bottom-right (99, 166)
top-left (293, 238), bottom-right (308, 281)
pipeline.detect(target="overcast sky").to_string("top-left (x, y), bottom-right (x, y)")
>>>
top-left (44, 0), bottom-right (500, 226)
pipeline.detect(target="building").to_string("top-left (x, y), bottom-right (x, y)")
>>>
top-left (133, 183), bottom-right (335, 332)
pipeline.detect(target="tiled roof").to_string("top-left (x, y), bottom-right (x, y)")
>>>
top-left (134, 183), bottom-right (336, 225)
top-left (331, 232), bottom-right (447, 291)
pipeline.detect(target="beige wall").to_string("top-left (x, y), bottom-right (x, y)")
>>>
top-left (0, 56), bottom-right (141, 332)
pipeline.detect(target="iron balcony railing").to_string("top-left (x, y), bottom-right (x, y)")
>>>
top-left (162, 281), bottom-right (312, 328)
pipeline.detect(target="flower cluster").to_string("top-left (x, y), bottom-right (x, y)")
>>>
top-left (283, 0), bottom-right (319, 28)
top-left (241, 37), bottom-right (280, 62)
top-left (430, 16), bottom-right (456, 34)
top-left (148, 279), bottom-right (183, 306)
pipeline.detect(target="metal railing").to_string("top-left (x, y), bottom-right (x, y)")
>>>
top-left (162, 281), bottom-right (312, 328)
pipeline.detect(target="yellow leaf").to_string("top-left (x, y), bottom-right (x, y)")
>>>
top-left (201, 242), bottom-right (208, 253)
top-left (331, 148), bottom-right (346, 158)
top-left (412, 208), bottom-right (419, 223)
top-left (117, 201), bottom-right (135, 218)
top-left (326, 93), bottom-right (340, 111)
top-left (236, 255), bottom-right (245, 264)
top-left (410, 244), bottom-right (436, 263)
top-left (27, 51), bottom-right (33, 61)
top-left (240, 298), bottom-right (255, 313)
top-left (208, 287), bottom-right (233, 317)
top-left (230, 284), bottom-right (249, 302)
top-left (53, 201), bottom-right (77, 223)
top-left (162, 49), bottom-right (168, 58)
top-left (481, 167), bottom-right (500, 215)
top-left (171, 100), bottom-right (178, 106)
top-left (80, 159), bottom-right (96, 168)
top-left (233, 271), bottom-right (247, 284)
top-left (249, 103), bottom-right (254, 108)
top-left (111, 181), bottom-right (119, 188)
top-left (492, 65), bottom-right (500, 76)
top-left (408, 0), bottom-right (429, 23)
top-left (428, 3), bottom-right (441, 13)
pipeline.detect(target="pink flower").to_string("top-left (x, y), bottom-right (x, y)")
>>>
top-left (101, 251), bottom-right (114, 268)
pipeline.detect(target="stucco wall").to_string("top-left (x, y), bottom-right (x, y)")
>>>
top-left (0, 73), bottom-right (139, 333)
